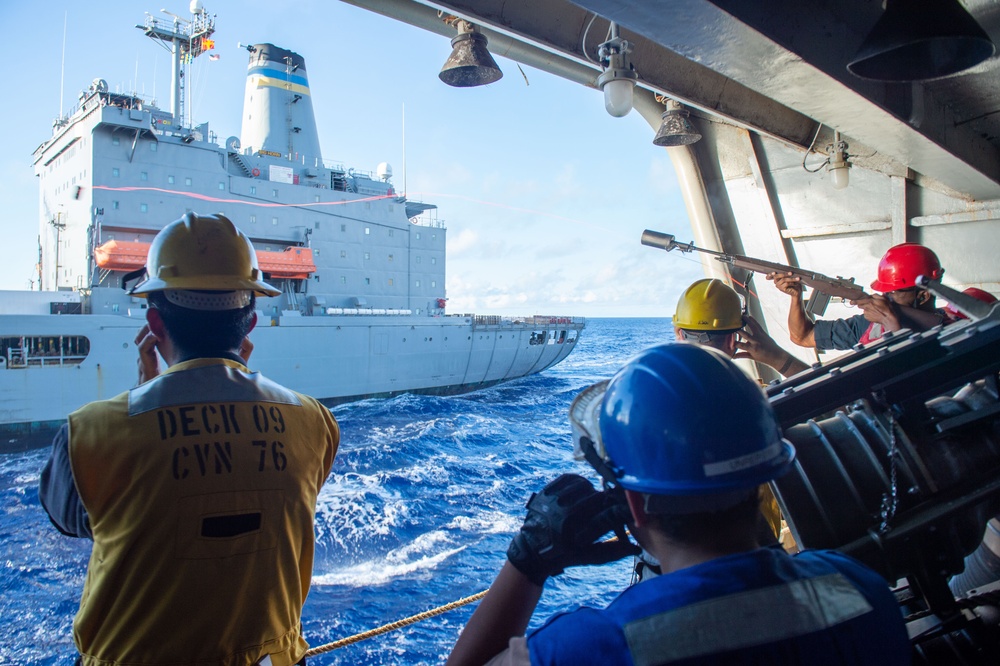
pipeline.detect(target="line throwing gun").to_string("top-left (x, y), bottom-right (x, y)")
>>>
top-left (640, 229), bottom-right (867, 314)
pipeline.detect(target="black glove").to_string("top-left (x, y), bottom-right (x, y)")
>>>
top-left (507, 473), bottom-right (640, 586)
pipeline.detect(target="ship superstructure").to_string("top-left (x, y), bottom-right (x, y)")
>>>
top-left (0, 4), bottom-right (583, 451)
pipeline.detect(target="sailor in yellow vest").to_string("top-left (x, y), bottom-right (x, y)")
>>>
top-left (39, 213), bottom-right (339, 666)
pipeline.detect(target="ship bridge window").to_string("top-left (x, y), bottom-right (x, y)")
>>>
top-left (1, 335), bottom-right (91, 369)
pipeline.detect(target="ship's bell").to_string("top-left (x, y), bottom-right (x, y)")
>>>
top-left (439, 22), bottom-right (503, 88)
top-left (848, 0), bottom-right (995, 81)
top-left (653, 100), bottom-right (702, 147)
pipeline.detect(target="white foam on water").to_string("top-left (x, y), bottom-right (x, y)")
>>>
top-left (313, 542), bottom-right (466, 587)
top-left (447, 510), bottom-right (519, 535)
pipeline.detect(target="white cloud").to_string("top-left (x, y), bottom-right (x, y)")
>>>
top-left (448, 229), bottom-right (479, 255)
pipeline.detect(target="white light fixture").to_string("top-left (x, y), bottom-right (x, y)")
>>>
top-left (597, 23), bottom-right (637, 118)
top-left (827, 132), bottom-right (850, 190)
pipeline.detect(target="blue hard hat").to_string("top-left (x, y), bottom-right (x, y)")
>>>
top-left (574, 343), bottom-right (794, 497)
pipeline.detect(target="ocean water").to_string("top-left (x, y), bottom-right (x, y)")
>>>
top-left (0, 318), bottom-right (673, 666)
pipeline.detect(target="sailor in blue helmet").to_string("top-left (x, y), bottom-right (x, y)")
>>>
top-left (446, 343), bottom-right (910, 666)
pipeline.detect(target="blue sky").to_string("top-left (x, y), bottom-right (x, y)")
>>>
top-left (0, 0), bottom-right (702, 317)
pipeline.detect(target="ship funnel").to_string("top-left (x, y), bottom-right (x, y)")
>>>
top-left (240, 44), bottom-right (322, 162)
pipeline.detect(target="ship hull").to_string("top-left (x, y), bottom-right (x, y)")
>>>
top-left (0, 310), bottom-right (581, 452)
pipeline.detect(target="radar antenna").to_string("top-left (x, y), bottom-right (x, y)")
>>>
top-left (135, 5), bottom-right (216, 126)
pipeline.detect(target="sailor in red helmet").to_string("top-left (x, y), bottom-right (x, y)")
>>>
top-left (945, 287), bottom-right (998, 321)
top-left (768, 242), bottom-right (945, 350)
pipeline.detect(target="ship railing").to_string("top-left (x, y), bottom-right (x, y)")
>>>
top-left (3, 335), bottom-right (91, 369)
top-left (324, 308), bottom-right (413, 316)
top-left (471, 315), bottom-right (584, 327)
top-left (517, 315), bottom-right (585, 326)
top-left (409, 215), bottom-right (446, 229)
top-left (4, 348), bottom-right (88, 369)
top-left (308, 157), bottom-right (348, 173)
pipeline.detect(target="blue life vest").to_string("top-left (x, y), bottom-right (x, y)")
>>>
top-left (527, 548), bottom-right (910, 665)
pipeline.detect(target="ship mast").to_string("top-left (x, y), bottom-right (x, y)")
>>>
top-left (136, 2), bottom-right (216, 126)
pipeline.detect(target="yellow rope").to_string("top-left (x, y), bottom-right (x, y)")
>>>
top-left (304, 589), bottom-right (488, 658)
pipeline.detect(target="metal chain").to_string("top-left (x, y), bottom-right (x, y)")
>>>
top-left (879, 410), bottom-right (900, 533)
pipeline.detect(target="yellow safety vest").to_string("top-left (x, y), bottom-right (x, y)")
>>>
top-left (68, 358), bottom-right (339, 666)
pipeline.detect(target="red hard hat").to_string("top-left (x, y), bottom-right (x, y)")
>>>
top-left (945, 287), bottom-right (998, 320)
top-left (870, 243), bottom-right (944, 292)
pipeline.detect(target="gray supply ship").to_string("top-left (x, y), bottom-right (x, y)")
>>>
top-left (0, 5), bottom-right (583, 452)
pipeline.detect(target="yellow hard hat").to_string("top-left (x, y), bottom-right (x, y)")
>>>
top-left (672, 278), bottom-right (743, 331)
top-left (128, 212), bottom-right (280, 298)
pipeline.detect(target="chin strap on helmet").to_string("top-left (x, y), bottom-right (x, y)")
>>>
top-left (579, 435), bottom-right (621, 489)
top-left (121, 266), bottom-right (147, 291)
top-left (578, 434), bottom-right (634, 546)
